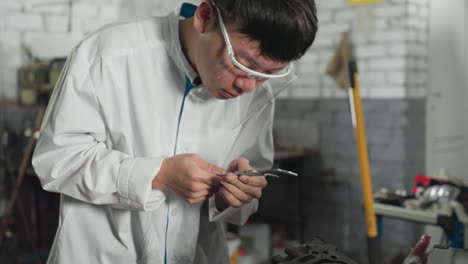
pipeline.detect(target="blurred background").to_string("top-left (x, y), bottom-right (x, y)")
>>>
top-left (0, 0), bottom-right (467, 263)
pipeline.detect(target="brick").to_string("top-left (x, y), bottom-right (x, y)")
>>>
top-left (359, 87), bottom-right (371, 98)
top-left (406, 30), bottom-right (417, 42)
top-left (318, 50), bottom-right (334, 65)
top-left (44, 16), bottom-right (68, 33)
top-left (299, 63), bottom-right (324, 76)
top-left (368, 58), bottom-right (406, 71)
top-left (71, 17), bottom-right (85, 34)
top-left (300, 52), bottom-right (319, 64)
top-left (371, 29), bottom-right (406, 43)
top-left (321, 87), bottom-right (334, 98)
top-left (419, 6), bottom-right (429, 17)
top-left (359, 72), bottom-right (386, 85)
top-left (375, 19), bottom-right (389, 30)
top-left (334, 9), bottom-right (355, 21)
top-left (370, 143), bottom-right (406, 161)
top-left (293, 76), bottom-right (320, 88)
top-left (6, 13), bottom-right (43, 31)
top-left (357, 60), bottom-right (369, 72)
top-left (407, 88), bottom-right (426, 98)
top-left (388, 44), bottom-right (406, 56)
top-left (388, 17), bottom-right (407, 28)
top-left (99, 4), bottom-right (119, 20)
top-left (318, 99), bottom-right (350, 114)
top-left (408, 44), bottom-right (427, 56)
top-left (313, 34), bottom-right (336, 48)
top-left (416, 58), bottom-right (428, 70)
top-left (316, 0), bottom-right (345, 10)
top-left (334, 88), bottom-right (348, 98)
top-left (1, 31), bottom-right (22, 49)
top-left (73, 2), bottom-right (99, 18)
top-left (83, 18), bottom-right (111, 33)
top-left (407, 17), bottom-right (427, 30)
top-left (407, 72), bottom-right (427, 85)
top-left (290, 87), bottom-right (321, 99)
top-left (355, 44), bottom-right (387, 58)
top-left (367, 128), bottom-right (393, 144)
top-left (374, 5), bottom-right (406, 18)
top-left (408, 0), bottom-right (429, 5)
top-left (318, 23), bottom-right (350, 36)
top-left (385, 100), bottom-right (408, 113)
top-left (387, 71), bottom-right (406, 85)
top-left (318, 10), bottom-right (333, 23)
top-left (323, 75), bottom-right (341, 88)
top-left (390, 0), bottom-right (407, 4)
top-left (31, 4), bottom-right (67, 15)
top-left (369, 86), bottom-right (406, 99)
top-left (0, 2), bottom-right (22, 12)
top-left (417, 32), bottom-right (428, 43)
top-left (408, 4), bottom-right (419, 16)
top-left (4, 47), bottom-right (22, 66)
top-left (353, 34), bottom-right (369, 45)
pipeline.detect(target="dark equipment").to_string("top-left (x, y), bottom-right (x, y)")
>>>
top-left (272, 237), bottom-right (358, 264)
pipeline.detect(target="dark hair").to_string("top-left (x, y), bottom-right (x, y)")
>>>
top-left (213, 0), bottom-right (318, 62)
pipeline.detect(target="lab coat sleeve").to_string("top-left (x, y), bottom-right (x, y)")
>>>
top-left (208, 101), bottom-right (275, 225)
top-left (32, 44), bottom-right (166, 212)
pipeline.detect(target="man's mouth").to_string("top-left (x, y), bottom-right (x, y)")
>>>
top-left (221, 90), bottom-right (237, 99)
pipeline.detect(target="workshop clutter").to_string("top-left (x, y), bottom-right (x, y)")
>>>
top-left (17, 58), bottom-right (66, 106)
top-left (375, 173), bottom-right (468, 249)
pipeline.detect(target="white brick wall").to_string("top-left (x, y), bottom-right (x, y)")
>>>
top-left (289, 0), bottom-right (430, 99)
top-left (0, 0), bottom-right (200, 99)
top-left (0, 0), bottom-right (428, 100)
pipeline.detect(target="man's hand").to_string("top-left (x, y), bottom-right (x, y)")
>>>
top-left (215, 158), bottom-right (268, 211)
top-left (152, 154), bottom-right (224, 204)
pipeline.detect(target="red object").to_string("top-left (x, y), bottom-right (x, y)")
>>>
top-left (414, 174), bottom-right (453, 187)
top-left (238, 249), bottom-right (248, 256)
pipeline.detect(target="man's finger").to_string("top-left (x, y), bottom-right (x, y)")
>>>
top-left (238, 175), bottom-right (267, 188)
top-left (222, 174), bottom-right (262, 198)
top-left (227, 157), bottom-right (253, 172)
top-left (236, 157), bottom-right (252, 170)
top-left (195, 168), bottom-right (222, 187)
top-left (194, 155), bottom-right (224, 174)
top-left (220, 181), bottom-right (258, 202)
top-left (220, 187), bottom-right (243, 208)
top-left (187, 189), bottom-right (212, 199)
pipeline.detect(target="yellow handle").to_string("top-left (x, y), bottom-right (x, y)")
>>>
top-left (351, 73), bottom-right (378, 238)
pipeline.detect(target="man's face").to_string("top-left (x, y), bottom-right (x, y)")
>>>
top-left (194, 23), bottom-right (288, 100)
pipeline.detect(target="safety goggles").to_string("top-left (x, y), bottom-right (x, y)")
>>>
top-left (213, 4), bottom-right (292, 80)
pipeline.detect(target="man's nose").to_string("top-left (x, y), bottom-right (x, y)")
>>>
top-left (233, 77), bottom-right (257, 93)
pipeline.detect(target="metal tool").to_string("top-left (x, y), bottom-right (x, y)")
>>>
top-left (218, 168), bottom-right (298, 178)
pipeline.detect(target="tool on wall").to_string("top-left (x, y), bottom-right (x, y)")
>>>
top-left (326, 32), bottom-right (381, 264)
top-left (0, 108), bottom-right (44, 248)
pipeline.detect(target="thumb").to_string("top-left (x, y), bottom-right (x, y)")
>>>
top-left (228, 157), bottom-right (252, 172)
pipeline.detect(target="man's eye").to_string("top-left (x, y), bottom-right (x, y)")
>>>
top-left (236, 56), bottom-right (250, 66)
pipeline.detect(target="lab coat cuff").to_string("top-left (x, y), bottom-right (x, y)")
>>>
top-left (118, 157), bottom-right (166, 211)
top-left (208, 196), bottom-right (258, 225)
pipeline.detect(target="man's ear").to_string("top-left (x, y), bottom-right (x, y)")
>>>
top-left (193, 1), bottom-right (216, 33)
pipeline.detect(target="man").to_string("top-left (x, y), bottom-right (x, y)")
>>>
top-left (32, 0), bottom-right (318, 263)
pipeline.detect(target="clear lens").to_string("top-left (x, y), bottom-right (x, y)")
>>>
top-left (214, 4), bottom-right (291, 80)
top-left (210, 2), bottom-right (298, 110)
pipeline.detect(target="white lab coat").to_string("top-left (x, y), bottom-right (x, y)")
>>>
top-left (32, 6), bottom-right (275, 264)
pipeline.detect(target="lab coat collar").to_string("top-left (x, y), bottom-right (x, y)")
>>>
top-left (167, 6), bottom-right (200, 87)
